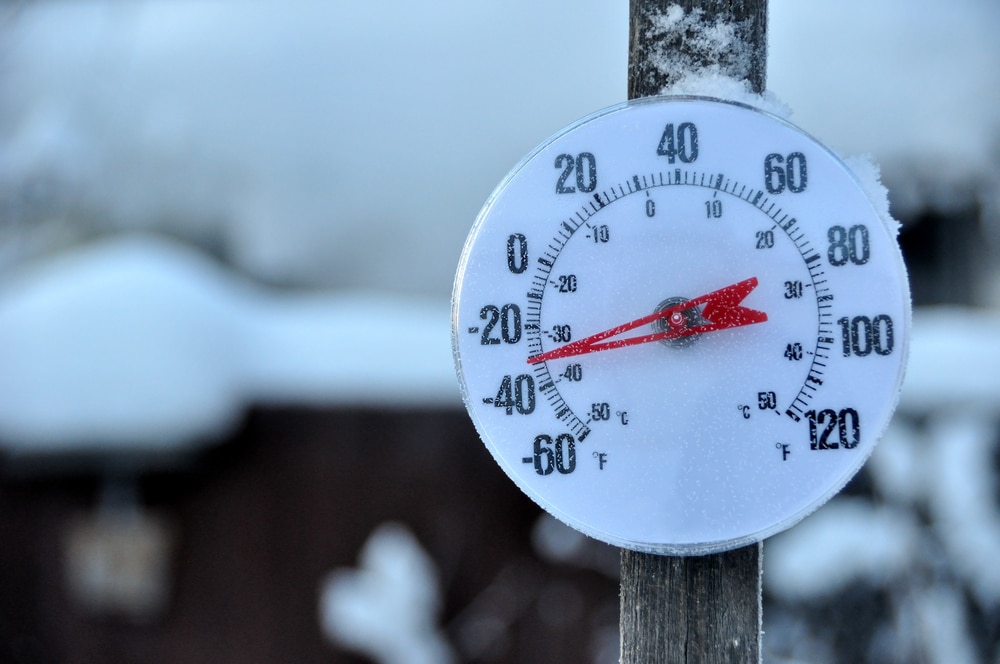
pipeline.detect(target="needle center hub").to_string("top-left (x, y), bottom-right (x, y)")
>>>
top-left (653, 297), bottom-right (705, 348)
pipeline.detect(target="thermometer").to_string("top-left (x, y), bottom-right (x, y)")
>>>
top-left (452, 97), bottom-right (910, 554)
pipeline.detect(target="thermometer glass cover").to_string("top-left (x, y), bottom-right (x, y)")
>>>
top-left (452, 97), bottom-right (910, 554)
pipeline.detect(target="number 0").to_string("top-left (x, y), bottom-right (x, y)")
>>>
top-left (506, 233), bottom-right (527, 274)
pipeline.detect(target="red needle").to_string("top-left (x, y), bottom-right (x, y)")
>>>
top-left (527, 277), bottom-right (767, 364)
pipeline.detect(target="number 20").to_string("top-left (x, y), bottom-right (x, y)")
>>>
top-left (555, 153), bottom-right (597, 194)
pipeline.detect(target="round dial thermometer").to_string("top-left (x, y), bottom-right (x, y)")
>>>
top-left (452, 97), bottom-right (909, 554)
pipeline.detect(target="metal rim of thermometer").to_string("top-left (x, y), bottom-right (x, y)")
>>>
top-left (452, 96), bottom-right (910, 555)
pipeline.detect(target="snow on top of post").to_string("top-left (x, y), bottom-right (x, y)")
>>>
top-left (636, 3), bottom-right (785, 116)
top-left (642, 5), bottom-right (753, 91)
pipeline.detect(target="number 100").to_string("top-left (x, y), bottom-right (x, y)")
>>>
top-left (838, 315), bottom-right (894, 357)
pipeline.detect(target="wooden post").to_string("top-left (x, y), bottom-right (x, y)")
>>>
top-left (621, 544), bottom-right (763, 662)
top-left (622, 1), bottom-right (767, 662)
top-left (628, 0), bottom-right (767, 97)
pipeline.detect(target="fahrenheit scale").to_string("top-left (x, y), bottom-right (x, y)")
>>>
top-left (452, 97), bottom-right (909, 554)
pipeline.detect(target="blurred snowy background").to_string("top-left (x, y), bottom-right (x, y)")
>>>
top-left (0, 0), bottom-right (999, 662)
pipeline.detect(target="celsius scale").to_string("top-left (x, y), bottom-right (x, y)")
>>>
top-left (452, 97), bottom-right (909, 554)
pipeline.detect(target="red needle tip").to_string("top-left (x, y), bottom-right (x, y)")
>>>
top-left (527, 277), bottom-right (767, 364)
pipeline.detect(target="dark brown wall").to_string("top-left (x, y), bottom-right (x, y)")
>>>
top-left (0, 408), bottom-right (619, 664)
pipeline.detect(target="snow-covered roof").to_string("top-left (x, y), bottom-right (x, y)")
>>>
top-left (0, 235), bottom-right (455, 455)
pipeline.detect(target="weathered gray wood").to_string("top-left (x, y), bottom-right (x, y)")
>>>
top-left (620, 543), bottom-right (762, 663)
top-left (628, 0), bottom-right (767, 98)
top-left (622, 2), bottom-right (768, 662)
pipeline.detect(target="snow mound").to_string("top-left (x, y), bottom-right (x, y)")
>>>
top-left (318, 522), bottom-right (454, 664)
top-left (0, 235), bottom-right (457, 455)
top-left (765, 499), bottom-right (919, 600)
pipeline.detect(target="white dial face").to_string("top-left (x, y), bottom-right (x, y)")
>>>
top-left (452, 97), bottom-right (910, 554)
